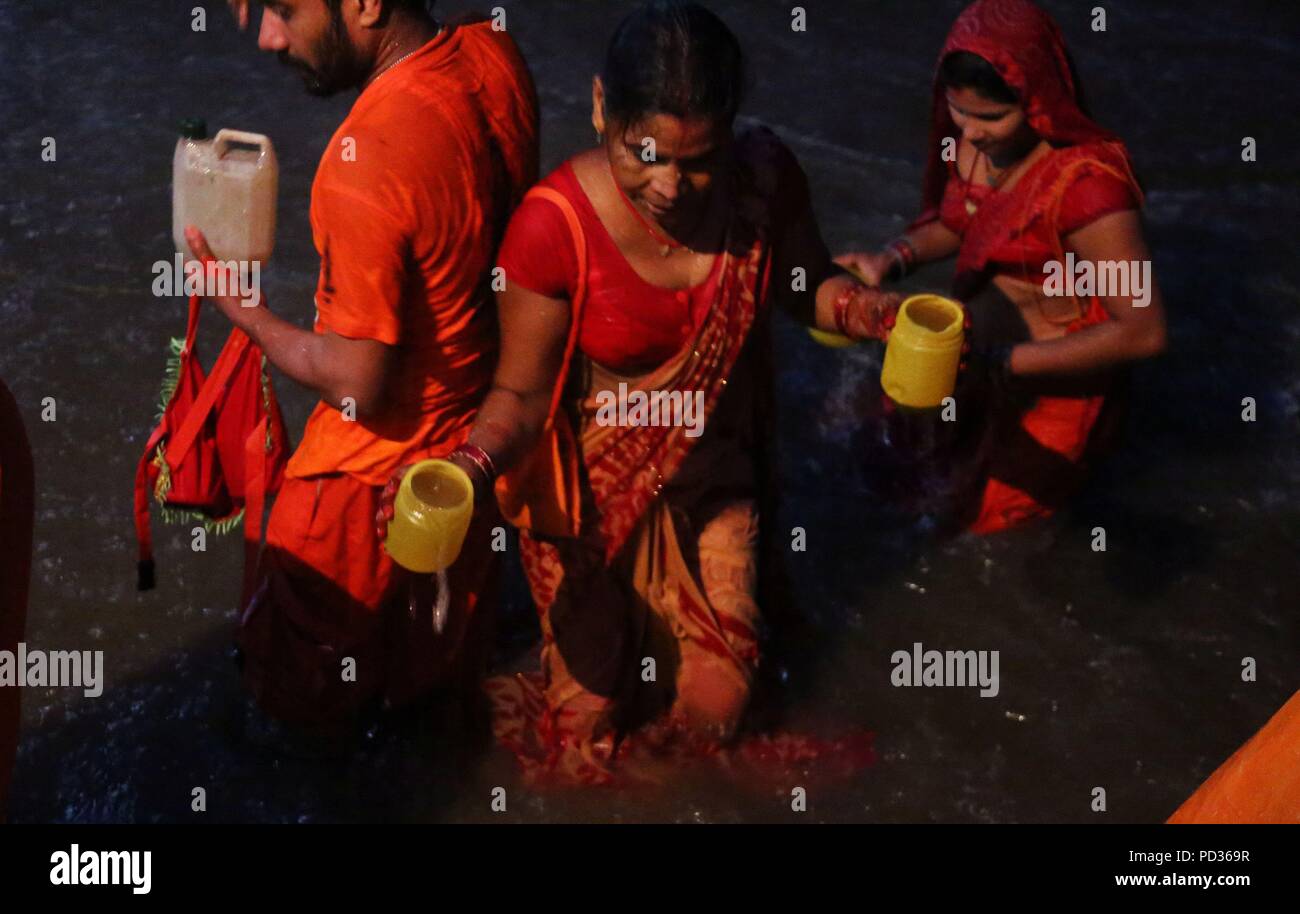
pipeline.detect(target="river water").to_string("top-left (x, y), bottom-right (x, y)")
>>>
top-left (1, 0), bottom-right (1296, 822)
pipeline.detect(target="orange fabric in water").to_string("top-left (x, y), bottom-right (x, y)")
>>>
top-left (967, 295), bottom-right (1115, 534)
top-left (287, 21), bottom-right (539, 486)
top-left (239, 474), bottom-right (499, 725)
top-left (968, 406), bottom-right (1105, 534)
top-left (1168, 691), bottom-right (1300, 824)
top-left (0, 380), bottom-right (34, 820)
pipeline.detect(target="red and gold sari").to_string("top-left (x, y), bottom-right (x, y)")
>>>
top-left (489, 130), bottom-right (873, 785)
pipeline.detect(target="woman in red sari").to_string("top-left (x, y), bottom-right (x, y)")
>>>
top-left (383, 0), bottom-right (892, 783)
top-left (840, 0), bottom-right (1167, 534)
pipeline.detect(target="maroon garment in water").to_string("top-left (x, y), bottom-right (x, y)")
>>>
top-left (0, 379), bottom-right (34, 821)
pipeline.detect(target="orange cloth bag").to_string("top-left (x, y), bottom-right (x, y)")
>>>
top-left (133, 293), bottom-right (289, 602)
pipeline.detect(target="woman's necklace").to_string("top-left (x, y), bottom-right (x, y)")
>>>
top-left (983, 153), bottom-right (1010, 187)
top-left (963, 145), bottom-right (1044, 216)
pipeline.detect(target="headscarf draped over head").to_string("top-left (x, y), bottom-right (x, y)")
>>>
top-left (913, 0), bottom-right (1140, 231)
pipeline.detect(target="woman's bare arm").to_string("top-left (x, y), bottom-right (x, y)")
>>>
top-left (835, 218), bottom-right (963, 287)
top-left (1009, 210), bottom-right (1167, 377)
top-left (774, 195), bottom-right (903, 340)
top-left (449, 283), bottom-right (572, 497)
top-left (378, 282), bottom-right (569, 534)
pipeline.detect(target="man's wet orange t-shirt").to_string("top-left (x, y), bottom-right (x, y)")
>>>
top-left (286, 21), bottom-right (538, 486)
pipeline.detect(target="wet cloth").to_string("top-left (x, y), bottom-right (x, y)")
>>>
top-left (489, 129), bottom-right (874, 785)
top-left (960, 293), bottom-right (1128, 534)
top-left (240, 20), bottom-right (538, 725)
top-left (0, 380), bottom-right (33, 820)
top-left (1168, 691), bottom-right (1300, 823)
top-left (239, 474), bottom-right (500, 726)
top-left (910, 0), bottom-right (1145, 534)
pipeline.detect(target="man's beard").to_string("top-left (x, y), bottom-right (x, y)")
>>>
top-left (277, 6), bottom-right (365, 97)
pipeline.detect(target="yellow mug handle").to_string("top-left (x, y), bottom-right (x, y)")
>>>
top-left (808, 327), bottom-right (858, 348)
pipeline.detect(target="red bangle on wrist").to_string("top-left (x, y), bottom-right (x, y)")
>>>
top-left (886, 238), bottom-right (917, 279)
top-left (452, 443), bottom-right (497, 485)
top-left (833, 283), bottom-right (861, 336)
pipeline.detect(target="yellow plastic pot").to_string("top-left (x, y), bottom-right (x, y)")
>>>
top-left (880, 294), bottom-right (965, 409)
top-left (384, 459), bottom-right (474, 574)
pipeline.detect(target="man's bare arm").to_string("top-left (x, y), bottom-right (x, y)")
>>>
top-left (185, 227), bottom-right (393, 419)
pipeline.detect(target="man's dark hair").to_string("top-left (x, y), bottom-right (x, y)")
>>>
top-left (601, 0), bottom-right (748, 127)
top-left (940, 50), bottom-right (1020, 105)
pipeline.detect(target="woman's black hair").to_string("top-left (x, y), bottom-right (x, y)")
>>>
top-left (601, 0), bottom-right (748, 127)
top-left (940, 50), bottom-right (1020, 105)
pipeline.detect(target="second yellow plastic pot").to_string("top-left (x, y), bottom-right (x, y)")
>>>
top-left (880, 294), bottom-right (965, 409)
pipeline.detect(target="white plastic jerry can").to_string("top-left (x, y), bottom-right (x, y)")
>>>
top-left (172, 119), bottom-right (278, 264)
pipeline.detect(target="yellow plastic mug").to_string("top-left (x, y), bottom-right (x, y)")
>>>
top-left (384, 459), bottom-right (474, 574)
top-left (880, 294), bottom-right (966, 409)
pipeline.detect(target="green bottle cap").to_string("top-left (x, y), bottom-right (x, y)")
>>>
top-left (179, 118), bottom-right (208, 140)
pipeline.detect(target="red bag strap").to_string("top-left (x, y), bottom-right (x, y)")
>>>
top-left (524, 187), bottom-right (588, 429)
top-left (133, 419), bottom-right (169, 590)
top-left (181, 286), bottom-right (203, 354)
top-left (240, 415), bottom-right (270, 609)
top-left (165, 299), bottom-right (252, 470)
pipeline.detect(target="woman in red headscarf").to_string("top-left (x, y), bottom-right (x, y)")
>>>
top-left (839, 0), bottom-right (1167, 534)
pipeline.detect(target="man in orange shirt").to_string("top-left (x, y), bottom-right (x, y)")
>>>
top-left (190, 0), bottom-right (538, 737)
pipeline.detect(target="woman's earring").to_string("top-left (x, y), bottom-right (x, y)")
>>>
top-left (595, 131), bottom-right (603, 146)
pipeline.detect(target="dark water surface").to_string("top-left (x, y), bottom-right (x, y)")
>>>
top-left (1, 0), bottom-right (1297, 822)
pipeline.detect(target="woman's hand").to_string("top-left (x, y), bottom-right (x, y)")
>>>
top-left (958, 309), bottom-right (974, 373)
top-left (374, 455), bottom-right (494, 541)
top-left (375, 465), bottom-right (411, 541)
top-left (834, 251), bottom-right (896, 288)
top-left (842, 286), bottom-right (905, 341)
